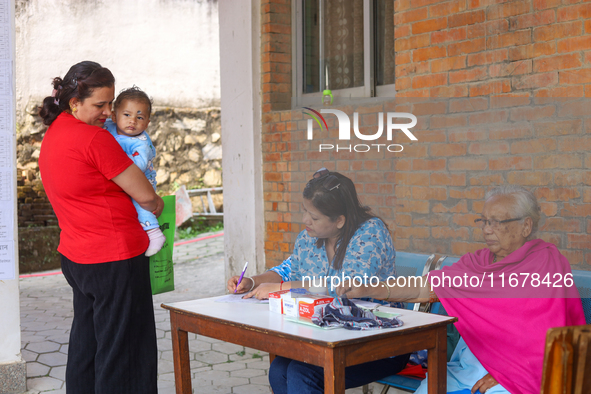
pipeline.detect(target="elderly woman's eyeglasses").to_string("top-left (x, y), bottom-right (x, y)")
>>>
top-left (474, 217), bottom-right (523, 229)
top-left (313, 167), bottom-right (341, 191)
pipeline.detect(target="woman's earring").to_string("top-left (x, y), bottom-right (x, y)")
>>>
top-left (71, 106), bottom-right (77, 112)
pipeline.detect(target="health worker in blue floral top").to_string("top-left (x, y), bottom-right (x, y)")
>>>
top-left (227, 168), bottom-right (409, 394)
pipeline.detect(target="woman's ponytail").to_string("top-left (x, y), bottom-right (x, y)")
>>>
top-left (39, 77), bottom-right (65, 125)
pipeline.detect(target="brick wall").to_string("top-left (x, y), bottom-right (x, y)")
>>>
top-left (17, 170), bottom-right (57, 227)
top-left (261, 0), bottom-right (591, 269)
top-left (262, 0), bottom-right (292, 112)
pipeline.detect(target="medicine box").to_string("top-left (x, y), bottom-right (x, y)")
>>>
top-left (269, 289), bottom-right (332, 319)
top-left (297, 295), bottom-right (333, 320)
top-left (282, 298), bottom-right (298, 317)
top-left (268, 289), bottom-right (291, 314)
top-left (269, 288), bottom-right (308, 314)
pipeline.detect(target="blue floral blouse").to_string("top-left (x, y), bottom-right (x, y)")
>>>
top-left (269, 218), bottom-right (397, 298)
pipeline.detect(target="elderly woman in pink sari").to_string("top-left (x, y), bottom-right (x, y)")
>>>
top-left (337, 185), bottom-right (585, 394)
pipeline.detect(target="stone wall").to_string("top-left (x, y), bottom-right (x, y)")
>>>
top-left (18, 104), bottom-right (223, 194)
top-left (16, 106), bottom-right (223, 272)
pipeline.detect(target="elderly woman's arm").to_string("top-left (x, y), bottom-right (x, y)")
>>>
top-left (112, 164), bottom-right (164, 217)
top-left (335, 274), bottom-right (433, 303)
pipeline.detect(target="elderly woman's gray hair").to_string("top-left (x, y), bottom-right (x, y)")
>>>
top-left (485, 185), bottom-right (541, 240)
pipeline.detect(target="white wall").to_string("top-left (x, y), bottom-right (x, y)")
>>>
top-left (15, 0), bottom-right (220, 122)
top-left (219, 0), bottom-right (265, 277)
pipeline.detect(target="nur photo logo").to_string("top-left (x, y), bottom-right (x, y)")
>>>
top-left (303, 108), bottom-right (418, 153)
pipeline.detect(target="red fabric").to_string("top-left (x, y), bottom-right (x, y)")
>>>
top-left (39, 112), bottom-right (148, 263)
top-left (429, 240), bottom-right (585, 394)
top-left (397, 363), bottom-right (427, 379)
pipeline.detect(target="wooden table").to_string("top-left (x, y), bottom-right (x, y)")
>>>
top-left (162, 297), bottom-right (456, 394)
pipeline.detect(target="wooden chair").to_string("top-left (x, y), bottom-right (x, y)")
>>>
top-left (541, 325), bottom-right (591, 394)
top-left (538, 269), bottom-right (591, 394)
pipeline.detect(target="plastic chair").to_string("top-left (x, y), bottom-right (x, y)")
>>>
top-left (369, 253), bottom-right (436, 393)
top-left (376, 255), bottom-right (461, 393)
top-left (376, 373), bottom-right (424, 393)
top-left (428, 256), bottom-right (460, 315)
top-left (573, 269), bottom-right (591, 324)
top-left (393, 252), bottom-right (435, 311)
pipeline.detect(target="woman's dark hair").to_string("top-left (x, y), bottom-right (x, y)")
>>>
top-left (303, 170), bottom-right (383, 271)
top-left (113, 86), bottom-right (153, 115)
top-left (39, 61), bottom-right (115, 126)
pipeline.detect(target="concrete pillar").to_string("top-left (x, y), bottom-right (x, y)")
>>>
top-left (218, 0), bottom-right (265, 279)
top-left (0, 0), bottom-right (26, 392)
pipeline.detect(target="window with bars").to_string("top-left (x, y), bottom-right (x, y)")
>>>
top-left (295, 0), bottom-right (396, 104)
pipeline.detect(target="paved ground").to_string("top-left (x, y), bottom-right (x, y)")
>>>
top-left (19, 231), bottom-right (399, 394)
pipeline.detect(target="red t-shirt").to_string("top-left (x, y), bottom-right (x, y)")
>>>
top-left (39, 112), bottom-right (149, 263)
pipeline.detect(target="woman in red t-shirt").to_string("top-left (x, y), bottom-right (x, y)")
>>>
top-left (39, 61), bottom-right (163, 394)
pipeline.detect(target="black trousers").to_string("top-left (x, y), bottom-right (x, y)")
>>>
top-left (61, 253), bottom-right (158, 394)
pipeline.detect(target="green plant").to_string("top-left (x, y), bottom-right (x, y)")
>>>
top-left (252, 352), bottom-right (263, 359)
top-left (188, 178), bottom-right (205, 190)
top-left (235, 350), bottom-right (246, 357)
top-left (176, 218), bottom-right (223, 240)
top-left (170, 181), bottom-right (181, 193)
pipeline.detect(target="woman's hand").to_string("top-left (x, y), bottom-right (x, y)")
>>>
top-left (472, 373), bottom-right (499, 394)
top-left (112, 164), bottom-right (161, 212)
top-left (227, 276), bottom-right (254, 294)
top-left (243, 283), bottom-right (281, 300)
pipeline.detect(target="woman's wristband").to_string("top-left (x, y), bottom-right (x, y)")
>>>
top-left (379, 281), bottom-right (391, 300)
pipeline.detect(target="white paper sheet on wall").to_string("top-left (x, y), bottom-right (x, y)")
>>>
top-left (0, 2), bottom-right (8, 25)
top-left (0, 69), bottom-right (10, 96)
top-left (0, 203), bottom-right (9, 239)
top-left (0, 170), bottom-right (10, 201)
top-left (0, 134), bottom-right (10, 167)
top-left (0, 241), bottom-right (14, 279)
top-left (0, 0), bottom-right (15, 280)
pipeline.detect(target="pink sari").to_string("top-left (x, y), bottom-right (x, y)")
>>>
top-left (429, 239), bottom-right (585, 394)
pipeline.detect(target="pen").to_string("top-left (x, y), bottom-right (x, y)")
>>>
top-left (234, 261), bottom-right (249, 293)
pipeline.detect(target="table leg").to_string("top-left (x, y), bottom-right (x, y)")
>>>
top-left (170, 312), bottom-right (192, 394)
top-left (427, 326), bottom-right (448, 394)
top-left (323, 348), bottom-right (346, 394)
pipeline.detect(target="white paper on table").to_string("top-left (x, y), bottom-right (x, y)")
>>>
top-left (351, 299), bottom-right (380, 309)
top-left (215, 294), bottom-right (269, 304)
top-left (351, 299), bottom-right (403, 319)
